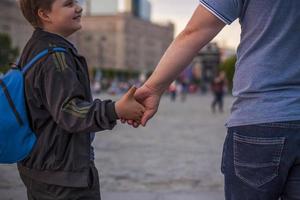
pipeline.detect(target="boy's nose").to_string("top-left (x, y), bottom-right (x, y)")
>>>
top-left (75, 3), bottom-right (83, 14)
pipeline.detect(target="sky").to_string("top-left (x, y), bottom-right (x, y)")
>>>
top-left (148, 0), bottom-right (241, 50)
top-left (90, 0), bottom-right (241, 50)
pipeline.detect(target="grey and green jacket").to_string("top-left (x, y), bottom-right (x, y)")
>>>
top-left (17, 28), bottom-right (118, 187)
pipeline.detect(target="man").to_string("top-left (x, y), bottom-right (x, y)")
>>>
top-left (130, 1), bottom-right (300, 199)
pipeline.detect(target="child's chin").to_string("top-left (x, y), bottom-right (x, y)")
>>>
top-left (75, 24), bottom-right (82, 31)
top-left (66, 27), bottom-right (81, 37)
top-left (72, 25), bottom-right (82, 33)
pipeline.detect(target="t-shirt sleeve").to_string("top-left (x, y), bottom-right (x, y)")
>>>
top-left (199, 0), bottom-right (242, 24)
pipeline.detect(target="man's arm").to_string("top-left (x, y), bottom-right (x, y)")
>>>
top-left (145, 5), bottom-right (226, 94)
top-left (134, 5), bottom-right (226, 126)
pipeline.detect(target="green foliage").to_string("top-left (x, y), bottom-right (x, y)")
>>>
top-left (0, 33), bottom-right (19, 74)
top-left (219, 56), bottom-right (236, 92)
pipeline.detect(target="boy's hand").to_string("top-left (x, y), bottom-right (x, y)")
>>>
top-left (115, 87), bottom-right (145, 121)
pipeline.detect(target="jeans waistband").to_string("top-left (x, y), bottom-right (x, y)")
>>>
top-left (251, 120), bottom-right (300, 128)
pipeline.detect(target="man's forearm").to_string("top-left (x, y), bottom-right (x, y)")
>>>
top-left (144, 5), bottom-right (225, 95)
top-left (145, 32), bottom-right (206, 94)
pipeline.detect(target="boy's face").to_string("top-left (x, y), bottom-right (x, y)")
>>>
top-left (44, 0), bottom-right (83, 37)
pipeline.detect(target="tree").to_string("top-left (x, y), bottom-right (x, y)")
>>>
top-left (0, 33), bottom-right (19, 74)
top-left (219, 56), bottom-right (236, 92)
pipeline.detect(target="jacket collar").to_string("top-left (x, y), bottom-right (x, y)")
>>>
top-left (32, 28), bottom-right (77, 53)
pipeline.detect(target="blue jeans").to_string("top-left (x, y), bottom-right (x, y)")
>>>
top-left (223, 121), bottom-right (300, 200)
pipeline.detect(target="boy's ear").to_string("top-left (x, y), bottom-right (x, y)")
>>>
top-left (37, 8), bottom-right (51, 24)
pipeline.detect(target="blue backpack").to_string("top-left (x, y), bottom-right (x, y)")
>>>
top-left (0, 47), bottom-right (66, 164)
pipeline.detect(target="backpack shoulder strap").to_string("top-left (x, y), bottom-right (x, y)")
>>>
top-left (21, 47), bottom-right (67, 74)
top-left (0, 79), bottom-right (24, 125)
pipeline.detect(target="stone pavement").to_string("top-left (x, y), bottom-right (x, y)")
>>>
top-left (0, 94), bottom-right (232, 200)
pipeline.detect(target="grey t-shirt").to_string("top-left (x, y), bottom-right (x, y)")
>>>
top-left (199, 0), bottom-right (300, 127)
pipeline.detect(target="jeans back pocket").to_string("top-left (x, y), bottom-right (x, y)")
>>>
top-left (233, 132), bottom-right (285, 188)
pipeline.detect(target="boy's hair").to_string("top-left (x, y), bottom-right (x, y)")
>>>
top-left (19, 0), bottom-right (55, 28)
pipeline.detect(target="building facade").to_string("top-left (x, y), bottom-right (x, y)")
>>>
top-left (87, 0), bottom-right (151, 21)
top-left (0, 0), bottom-right (33, 52)
top-left (136, 0), bottom-right (152, 21)
top-left (87, 0), bottom-right (119, 15)
top-left (0, 0), bottom-right (172, 75)
top-left (125, 0), bottom-right (151, 21)
top-left (75, 13), bottom-right (174, 74)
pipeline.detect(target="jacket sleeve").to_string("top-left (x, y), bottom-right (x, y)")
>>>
top-left (39, 51), bottom-right (118, 133)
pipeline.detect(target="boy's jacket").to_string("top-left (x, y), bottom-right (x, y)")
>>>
top-left (17, 29), bottom-right (118, 187)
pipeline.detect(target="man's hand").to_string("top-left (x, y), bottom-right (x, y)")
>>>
top-left (133, 84), bottom-right (162, 126)
top-left (121, 84), bottom-right (161, 127)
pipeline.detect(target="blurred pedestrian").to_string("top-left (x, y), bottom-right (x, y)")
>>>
top-left (168, 81), bottom-right (177, 101)
top-left (211, 71), bottom-right (226, 113)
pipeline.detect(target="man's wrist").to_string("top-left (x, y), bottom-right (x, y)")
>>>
top-left (144, 82), bottom-right (165, 96)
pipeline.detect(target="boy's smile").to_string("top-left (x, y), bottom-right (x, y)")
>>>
top-left (40, 0), bottom-right (83, 37)
top-left (73, 14), bottom-right (82, 21)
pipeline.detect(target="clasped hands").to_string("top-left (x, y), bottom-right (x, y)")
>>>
top-left (115, 85), bottom-right (161, 128)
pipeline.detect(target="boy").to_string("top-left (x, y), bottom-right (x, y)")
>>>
top-left (17, 0), bottom-right (144, 199)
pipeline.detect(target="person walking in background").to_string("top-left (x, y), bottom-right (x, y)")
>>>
top-left (126, 0), bottom-right (300, 199)
top-left (168, 81), bottom-right (178, 101)
top-left (211, 71), bottom-right (226, 113)
top-left (179, 79), bottom-right (189, 102)
top-left (17, 0), bottom-right (144, 199)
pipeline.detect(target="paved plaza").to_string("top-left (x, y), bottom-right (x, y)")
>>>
top-left (0, 94), bottom-right (233, 200)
